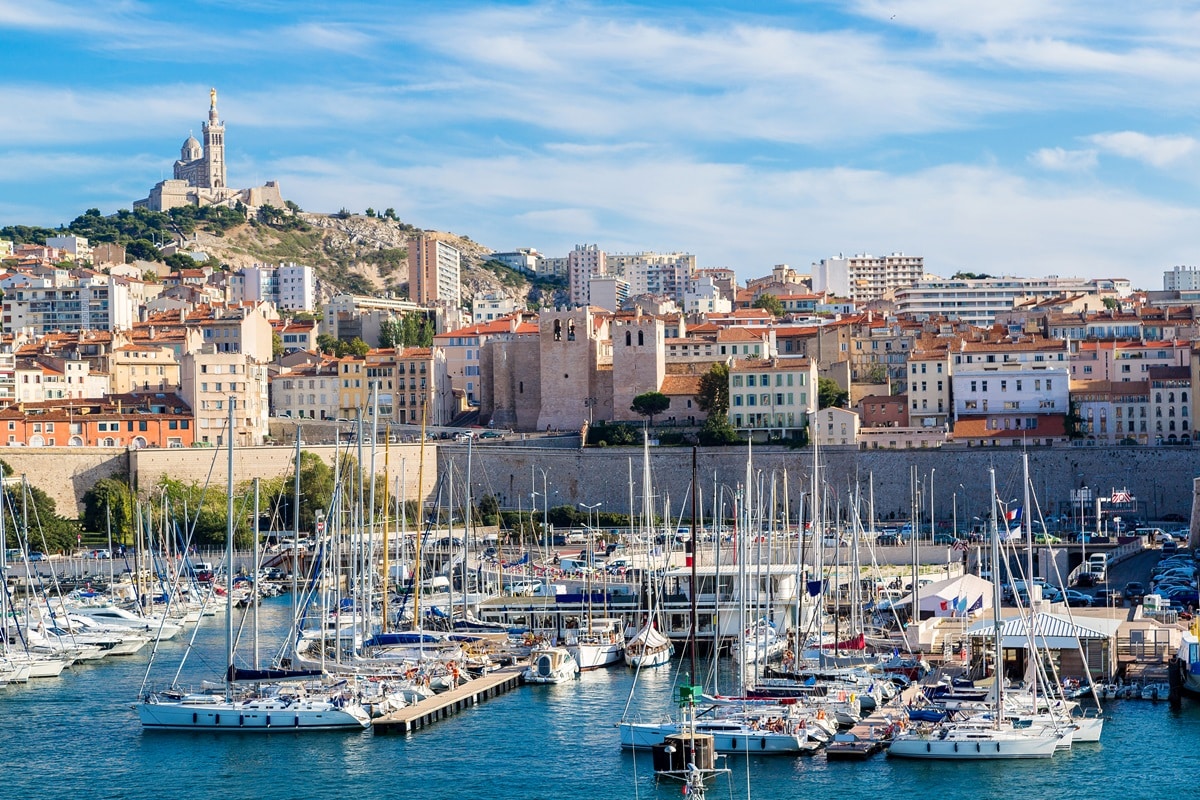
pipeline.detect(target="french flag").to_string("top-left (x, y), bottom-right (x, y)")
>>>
top-left (1005, 507), bottom-right (1022, 523)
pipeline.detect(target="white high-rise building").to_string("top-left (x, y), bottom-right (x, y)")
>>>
top-left (811, 252), bottom-right (924, 302)
top-left (568, 244), bottom-right (606, 306)
top-left (233, 263), bottom-right (316, 311)
top-left (1164, 265), bottom-right (1200, 291)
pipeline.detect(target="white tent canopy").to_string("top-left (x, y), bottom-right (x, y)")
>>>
top-left (886, 574), bottom-right (993, 618)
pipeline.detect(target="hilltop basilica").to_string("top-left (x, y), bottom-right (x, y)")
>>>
top-left (136, 89), bottom-right (285, 212)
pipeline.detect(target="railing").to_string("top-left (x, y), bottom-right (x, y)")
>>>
top-left (1065, 536), bottom-right (1145, 586)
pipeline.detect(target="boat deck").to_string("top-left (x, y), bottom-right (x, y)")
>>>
top-left (372, 665), bottom-right (526, 734)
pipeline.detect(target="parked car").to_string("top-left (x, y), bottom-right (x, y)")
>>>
top-left (1033, 532), bottom-right (1063, 544)
top-left (480, 431), bottom-right (503, 440)
top-left (1061, 589), bottom-right (1093, 607)
top-left (27, 551), bottom-right (45, 562)
top-left (932, 533), bottom-right (960, 545)
top-left (1162, 587), bottom-right (1200, 608)
top-left (1074, 571), bottom-right (1100, 588)
top-left (1123, 582), bottom-right (1146, 603)
top-left (1096, 588), bottom-right (1124, 604)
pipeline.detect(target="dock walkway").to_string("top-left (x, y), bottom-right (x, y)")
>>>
top-left (373, 665), bottom-right (526, 734)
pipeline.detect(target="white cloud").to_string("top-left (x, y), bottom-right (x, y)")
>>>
top-left (1030, 147), bottom-right (1097, 172)
top-left (1089, 131), bottom-right (1198, 168)
top-left (269, 149), bottom-right (1198, 289)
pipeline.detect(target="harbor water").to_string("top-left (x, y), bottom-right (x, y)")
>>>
top-left (7, 596), bottom-right (1200, 800)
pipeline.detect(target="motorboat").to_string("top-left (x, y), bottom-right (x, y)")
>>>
top-left (523, 645), bottom-right (579, 684)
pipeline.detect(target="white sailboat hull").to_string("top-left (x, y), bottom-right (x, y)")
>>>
top-left (570, 641), bottom-right (623, 671)
top-left (137, 695), bottom-right (371, 731)
top-left (888, 730), bottom-right (1061, 759)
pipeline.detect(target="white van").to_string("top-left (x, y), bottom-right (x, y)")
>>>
top-left (1088, 553), bottom-right (1107, 579)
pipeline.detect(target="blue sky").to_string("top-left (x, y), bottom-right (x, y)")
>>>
top-left (3, 1), bottom-right (1200, 288)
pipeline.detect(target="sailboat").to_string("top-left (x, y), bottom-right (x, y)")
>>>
top-left (887, 467), bottom-right (1063, 759)
top-left (136, 402), bottom-right (371, 732)
top-left (625, 431), bottom-right (674, 669)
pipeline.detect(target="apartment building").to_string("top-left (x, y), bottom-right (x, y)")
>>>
top-left (1070, 380), bottom-right (1150, 445)
top-left (108, 344), bottom-right (181, 394)
top-left (232, 263), bottom-right (316, 311)
top-left (568, 244), bottom-right (607, 306)
top-left (1, 270), bottom-right (135, 333)
top-left (270, 360), bottom-right (340, 421)
top-left (727, 356), bottom-right (817, 439)
top-left (409, 233), bottom-right (462, 309)
top-left (950, 337), bottom-right (1069, 444)
top-left (0, 395), bottom-right (193, 448)
top-left (896, 276), bottom-right (1125, 327)
top-left (811, 252), bottom-right (924, 302)
top-left (1148, 366), bottom-right (1192, 444)
top-left (180, 346), bottom-right (270, 446)
top-left (1069, 340), bottom-right (1191, 382)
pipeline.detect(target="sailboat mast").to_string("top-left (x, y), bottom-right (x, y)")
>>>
top-left (224, 400), bottom-right (235, 702)
top-left (415, 402), bottom-right (427, 628)
top-left (382, 430), bottom-right (390, 634)
top-left (253, 476), bottom-right (260, 670)
top-left (989, 467), bottom-right (1004, 726)
top-left (689, 446), bottom-right (698, 682)
top-left (1022, 452), bottom-right (1036, 704)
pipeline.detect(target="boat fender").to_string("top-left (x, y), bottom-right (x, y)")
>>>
top-left (192, 712), bottom-right (197, 724)
top-left (239, 715), bottom-right (244, 727)
top-left (954, 743), bottom-right (958, 752)
top-left (266, 715), bottom-right (271, 727)
top-left (215, 714), bottom-right (220, 725)
top-left (976, 743), bottom-right (981, 752)
top-left (816, 710), bottom-right (825, 721)
top-left (926, 743), bottom-right (931, 752)
top-left (294, 715), bottom-right (300, 727)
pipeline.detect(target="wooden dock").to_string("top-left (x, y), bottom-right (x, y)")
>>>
top-left (372, 665), bottom-right (526, 734)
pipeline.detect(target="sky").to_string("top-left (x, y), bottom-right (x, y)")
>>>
top-left (3, 1), bottom-right (1200, 289)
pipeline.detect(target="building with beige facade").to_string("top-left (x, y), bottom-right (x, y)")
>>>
top-left (270, 360), bottom-right (340, 421)
top-left (812, 407), bottom-right (860, 446)
top-left (180, 345), bottom-right (269, 446)
top-left (108, 344), bottom-right (181, 395)
top-left (409, 233), bottom-right (462, 309)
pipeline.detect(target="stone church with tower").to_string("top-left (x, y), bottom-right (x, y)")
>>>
top-left (136, 89), bottom-right (284, 212)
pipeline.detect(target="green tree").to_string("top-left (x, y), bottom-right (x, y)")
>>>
top-left (164, 252), bottom-right (198, 271)
top-left (346, 337), bottom-right (370, 357)
top-left (861, 363), bottom-right (889, 384)
top-left (125, 239), bottom-right (162, 262)
top-left (316, 333), bottom-right (340, 355)
top-left (631, 391), bottom-right (670, 427)
top-left (818, 377), bottom-right (849, 410)
top-left (753, 293), bottom-right (785, 317)
top-left (383, 207), bottom-right (397, 220)
top-left (477, 494), bottom-right (500, 526)
top-left (285, 200), bottom-right (303, 213)
top-left (272, 332), bottom-right (284, 360)
top-left (695, 363), bottom-right (730, 417)
top-left (81, 477), bottom-right (135, 545)
top-left (1102, 297), bottom-right (1119, 310)
top-left (365, 207), bottom-right (376, 218)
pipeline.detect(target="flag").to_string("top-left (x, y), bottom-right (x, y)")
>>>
top-left (1005, 507), bottom-right (1022, 523)
top-left (807, 579), bottom-right (826, 597)
top-left (968, 595), bottom-right (984, 612)
top-left (952, 539), bottom-right (969, 552)
top-left (956, 596), bottom-right (969, 613)
top-left (939, 600), bottom-right (949, 611)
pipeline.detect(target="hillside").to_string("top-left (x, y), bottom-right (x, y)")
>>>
top-left (3, 206), bottom-right (566, 312)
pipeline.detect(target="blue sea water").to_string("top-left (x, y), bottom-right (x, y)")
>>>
top-left (5, 596), bottom-right (1200, 800)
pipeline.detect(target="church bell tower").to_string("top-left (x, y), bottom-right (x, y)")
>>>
top-left (202, 87), bottom-right (226, 189)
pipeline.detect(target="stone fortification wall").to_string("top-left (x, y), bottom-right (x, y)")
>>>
top-left (19, 441), bottom-right (1197, 527)
top-left (0, 448), bottom-right (129, 516)
top-left (133, 443), bottom-right (437, 505)
top-left (442, 444), bottom-right (1198, 526)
